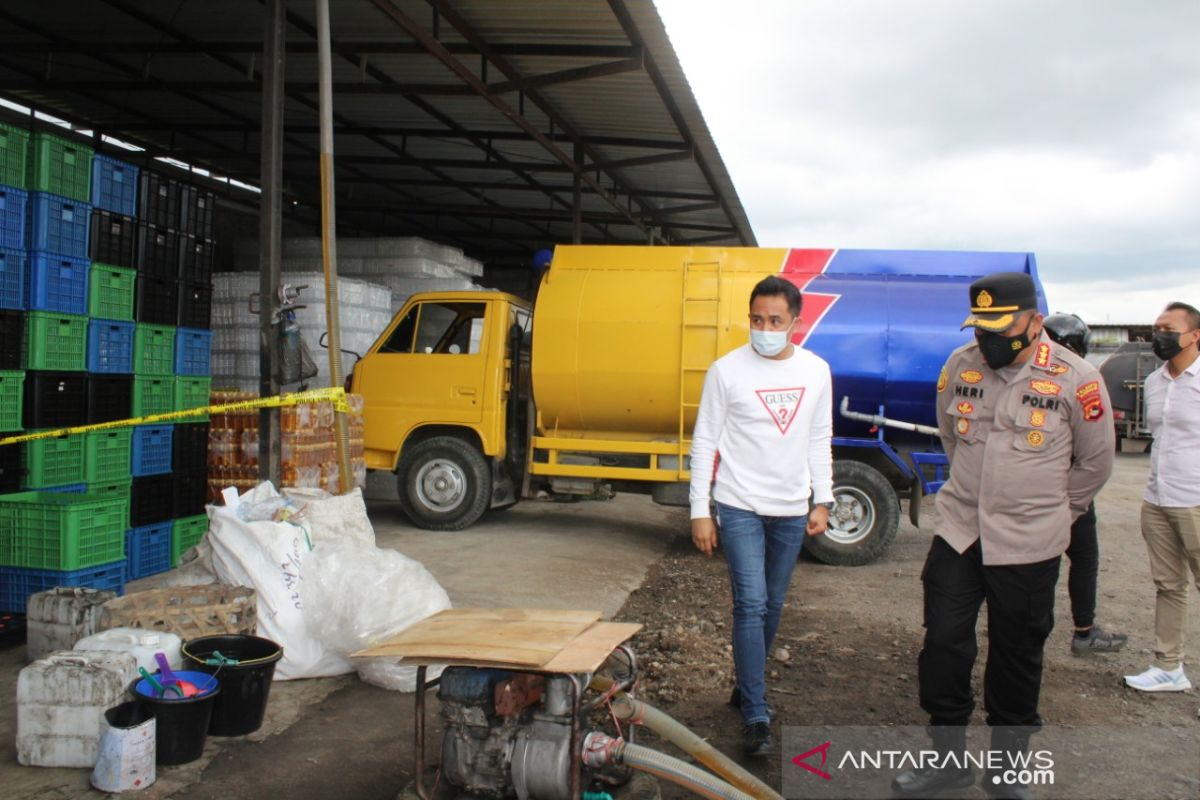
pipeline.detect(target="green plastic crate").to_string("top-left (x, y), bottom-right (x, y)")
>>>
top-left (171, 514), bottom-right (209, 566)
top-left (133, 323), bottom-right (175, 376)
top-left (24, 433), bottom-right (85, 489)
top-left (27, 132), bottom-right (93, 203)
top-left (0, 123), bottom-right (28, 189)
top-left (25, 312), bottom-right (87, 371)
top-left (87, 479), bottom-right (132, 526)
top-left (84, 429), bottom-right (132, 483)
top-left (0, 370), bottom-right (23, 432)
top-left (174, 377), bottom-right (211, 423)
top-left (88, 264), bottom-right (137, 321)
top-left (0, 491), bottom-right (125, 570)
top-left (133, 376), bottom-right (174, 418)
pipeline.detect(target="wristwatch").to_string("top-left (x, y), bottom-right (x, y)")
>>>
top-left (815, 501), bottom-right (835, 512)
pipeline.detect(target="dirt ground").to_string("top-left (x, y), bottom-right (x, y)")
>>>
top-left (612, 450), bottom-right (1200, 798)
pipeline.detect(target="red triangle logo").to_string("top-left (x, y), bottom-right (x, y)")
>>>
top-left (756, 387), bottom-right (806, 435)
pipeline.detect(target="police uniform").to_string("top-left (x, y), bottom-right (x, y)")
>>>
top-left (920, 275), bottom-right (1115, 730)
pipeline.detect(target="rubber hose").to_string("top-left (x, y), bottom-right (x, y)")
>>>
top-left (618, 741), bottom-right (757, 800)
top-left (592, 677), bottom-right (781, 800)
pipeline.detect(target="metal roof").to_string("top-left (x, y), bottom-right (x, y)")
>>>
top-left (0, 0), bottom-right (755, 265)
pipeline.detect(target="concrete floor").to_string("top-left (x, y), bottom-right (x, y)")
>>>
top-left (0, 487), bottom-right (685, 800)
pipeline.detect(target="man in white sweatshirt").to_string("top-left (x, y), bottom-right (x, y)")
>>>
top-left (689, 274), bottom-right (835, 757)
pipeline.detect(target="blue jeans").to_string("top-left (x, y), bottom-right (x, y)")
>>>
top-left (716, 501), bottom-right (807, 725)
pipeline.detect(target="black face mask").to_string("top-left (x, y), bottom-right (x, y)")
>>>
top-left (1152, 330), bottom-right (1185, 361)
top-left (978, 328), bottom-right (1032, 370)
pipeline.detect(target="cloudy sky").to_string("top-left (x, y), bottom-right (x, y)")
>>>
top-left (654, 0), bottom-right (1200, 324)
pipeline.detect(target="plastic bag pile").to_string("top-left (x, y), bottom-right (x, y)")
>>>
top-left (206, 482), bottom-right (451, 687)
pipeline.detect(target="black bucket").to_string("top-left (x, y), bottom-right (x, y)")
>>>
top-left (129, 671), bottom-right (220, 766)
top-left (182, 634), bottom-right (283, 737)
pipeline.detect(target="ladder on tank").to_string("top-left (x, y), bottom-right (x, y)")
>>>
top-left (676, 260), bottom-right (722, 479)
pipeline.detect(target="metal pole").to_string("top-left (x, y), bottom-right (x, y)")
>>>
top-left (315, 0), bottom-right (354, 493)
top-left (258, 0), bottom-right (286, 486)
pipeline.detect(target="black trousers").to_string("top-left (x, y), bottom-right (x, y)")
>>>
top-left (1064, 503), bottom-right (1099, 630)
top-left (918, 536), bottom-right (1061, 727)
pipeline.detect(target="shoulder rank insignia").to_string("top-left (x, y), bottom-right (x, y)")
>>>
top-left (1034, 342), bottom-right (1051, 368)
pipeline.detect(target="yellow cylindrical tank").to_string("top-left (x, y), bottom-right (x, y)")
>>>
top-left (531, 245), bottom-right (789, 439)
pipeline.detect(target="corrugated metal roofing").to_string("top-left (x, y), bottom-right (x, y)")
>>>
top-left (0, 0), bottom-right (754, 265)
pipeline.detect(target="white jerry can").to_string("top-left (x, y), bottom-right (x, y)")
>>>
top-left (25, 587), bottom-right (117, 663)
top-left (16, 650), bottom-right (138, 768)
top-left (74, 627), bottom-right (183, 674)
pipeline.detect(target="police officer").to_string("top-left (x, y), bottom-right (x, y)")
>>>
top-left (1042, 313), bottom-right (1127, 653)
top-left (893, 273), bottom-right (1115, 800)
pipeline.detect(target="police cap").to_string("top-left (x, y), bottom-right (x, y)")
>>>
top-left (960, 272), bottom-right (1039, 333)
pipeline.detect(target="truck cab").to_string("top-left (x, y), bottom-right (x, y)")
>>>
top-left (350, 291), bottom-right (531, 529)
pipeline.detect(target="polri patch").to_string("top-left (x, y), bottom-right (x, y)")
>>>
top-left (956, 418), bottom-right (971, 436)
top-left (1026, 430), bottom-right (1046, 447)
top-left (1030, 409), bottom-right (1047, 427)
top-left (956, 401), bottom-right (974, 415)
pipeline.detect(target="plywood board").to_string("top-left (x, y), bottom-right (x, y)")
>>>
top-left (539, 622), bottom-right (643, 673)
top-left (354, 608), bottom-right (602, 665)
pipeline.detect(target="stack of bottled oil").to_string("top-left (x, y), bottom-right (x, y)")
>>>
top-left (208, 390), bottom-right (366, 500)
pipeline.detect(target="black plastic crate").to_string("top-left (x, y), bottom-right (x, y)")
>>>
top-left (131, 474), bottom-right (175, 526)
top-left (88, 209), bottom-right (137, 269)
top-left (137, 171), bottom-right (182, 230)
top-left (0, 440), bottom-right (23, 493)
top-left (0, 309), bottom-right (22, 370)
top-left (136, 224), bottom-right (179, 279)
top-left (178, 235), bottom-right (215, 283)
top-left (135, 273), bottom-right (179, 326)
top-left (176, 281), bottom-right (212, 329)
top-left (23, 371), bottom-right (87, 428)
top-left (179, 185), bottom-right (215, 239)
top-left (86, 374), bottom-right (133, 424)
top-left (172, 422), bottom-right (209, 473)
top-left (173, 470), bottom-right (207, 518)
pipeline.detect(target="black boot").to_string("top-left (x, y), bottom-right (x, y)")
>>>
top-left (983, 726), bottom-right (1036, 800)
top-left (891, 726), bottom-right (975, 798)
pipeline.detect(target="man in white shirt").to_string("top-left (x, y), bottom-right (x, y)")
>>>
top-left (1125, 301), bottom-right (1200, 692)
top-left (689, 275), bottom-right (834, 757)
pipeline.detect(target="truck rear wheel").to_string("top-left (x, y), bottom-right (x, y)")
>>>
top-left (805, 460), bottom-right (899, 566)
top-left (397, 436), bottom-right (492, 531)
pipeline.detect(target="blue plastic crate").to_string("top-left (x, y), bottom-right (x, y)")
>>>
top-left (131, 424), bottom-right (173, 476)
top-left (27, 192), bottom-right (91, 258)
top-left (0, 560), bottom-right (124, 613)
top-left (86, 318), bottom-right (135, 373)
top-left (0, 247), bottom-right (22, 310)
top-left (0, 185), bottom-right (27, 250)
top-left (41, 483), bottom-right (87, 493)
top-left (90, 155), bottom-right (139, 217)
top-left (124, 522), bottom-right (172, 579)
top-left (27, 252), bottom-right (89, 315)
top-left (174, 327), bottom-right (212, 376)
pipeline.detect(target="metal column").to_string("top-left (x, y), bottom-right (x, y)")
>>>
top-left (258, 0), bottom-right (286, 485)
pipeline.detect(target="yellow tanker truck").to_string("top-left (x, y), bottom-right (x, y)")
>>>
top-left (349, 244), bottom-right (1045, 565)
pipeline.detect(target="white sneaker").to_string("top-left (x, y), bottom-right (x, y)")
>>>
top-left (1124, 665), bottom-right (1193, 692)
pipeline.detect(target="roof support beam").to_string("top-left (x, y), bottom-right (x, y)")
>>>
top-left (0, 40), bottom-right (642, 58)
top-left (368, 0), bottom-right (652, 238)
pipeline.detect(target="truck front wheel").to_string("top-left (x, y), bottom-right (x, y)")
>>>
top-left (804, 460), bottom-right (900, 566)
top-left (397, 436), bottom-right (492, 531)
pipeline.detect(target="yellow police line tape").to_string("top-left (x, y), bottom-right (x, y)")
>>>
top-left (0, 386), bottom-right (350, 447)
